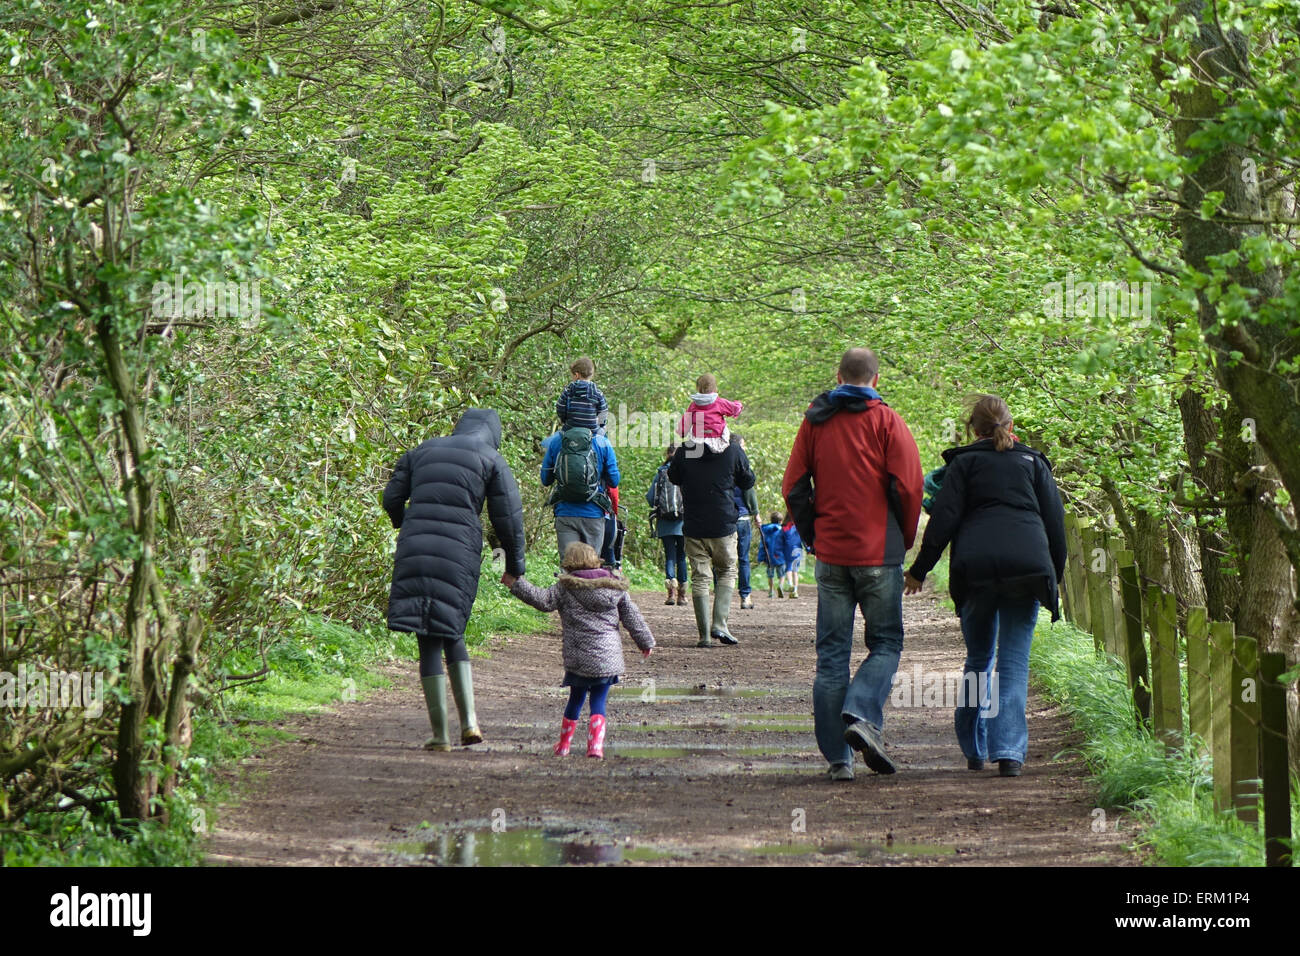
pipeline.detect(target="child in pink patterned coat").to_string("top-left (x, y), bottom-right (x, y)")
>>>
top-left (677, 373), bottom-right (743, 446)
top-left (503, 541), bottom-right (655, 758)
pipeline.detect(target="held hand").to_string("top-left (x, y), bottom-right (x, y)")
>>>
top-left (903, 572), bottom-right (923, 595)
top-left (501, 572), bottom-right (517, 588)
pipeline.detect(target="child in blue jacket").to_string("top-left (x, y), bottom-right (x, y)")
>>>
top-left (777, 517), bottom-right (804, 599)
top-left (757, 512), bottom-right (783, 599)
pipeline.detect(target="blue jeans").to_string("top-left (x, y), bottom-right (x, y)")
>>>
top-left (813, 562), bottom-right (905, 766)
top-left (661, 535), bottom-right (687, 582)
top-left (956, 590), bottom-right (1039, 763)
top-left (735, 520), bottom-right (753, 598)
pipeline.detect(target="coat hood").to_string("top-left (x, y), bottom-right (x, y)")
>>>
top-left (558, 571), bottom-right (629, 591)
top-left (804, 389), bottom-right (886, 425)
top-left (557, 571), bottom-right (629, 611)
top-left (452, 408), bottom-right (502, 449)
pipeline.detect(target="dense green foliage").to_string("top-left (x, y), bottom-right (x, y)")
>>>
top-left (2, 0), bottom-right (1297, 862)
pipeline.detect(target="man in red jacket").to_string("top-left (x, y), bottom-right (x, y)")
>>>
top-left (782, 348), bottom-right (923, 781)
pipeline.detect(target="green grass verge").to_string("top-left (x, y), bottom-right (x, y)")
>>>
top-left (2, 556), bottom-right (554, 866)
top-left (1030, 617), bottom-right (1300, 866)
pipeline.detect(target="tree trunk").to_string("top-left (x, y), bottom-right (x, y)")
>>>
top-left (1165, 516), bottom-right (1206, 625)
top-left (1175, 388), bottom-right (1239, 622)
top-left (97, 313), bottom-right (171, 822)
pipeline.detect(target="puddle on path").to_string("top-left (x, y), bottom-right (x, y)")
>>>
top-left (609, 744), bottom-right (806, 758)
top-left (748, 841), bottom-right (956, 859)
top-left (732, 723), bottom-right (813, 733)
top-left (612, 685), bottom-right (778, 700)
top-left (740, 713), bottom-right (816, 721)
top-left (391, 826), bottom-right (625, 866)
top-left (621, 721), bottom-right (813, 734)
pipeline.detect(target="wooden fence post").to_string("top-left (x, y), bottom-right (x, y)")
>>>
top-left (1058, 518), bottom-right (1076, 625)
top-left (1230, 634), bottom-right (1260, 826)
top-left (1092, 530), bottom-right (1118, 659)
top-left (1259, 652), bottom-right (1293, 866)
top-left (1145, 585), bottom-right (1183, 747)
top-left (1064, 513), bottom-right (1090, 632)
top-left (1104, 533), bottom-right (1125, 660)
top-left (1210, 620), bottom-right (1234, 813)
top-left (1082, 526), bottom-right (1108, 656)
top-left (1116, 550), bottom-right (1151, 725)
top-left (1186, 607), bottom-right (1212, 752)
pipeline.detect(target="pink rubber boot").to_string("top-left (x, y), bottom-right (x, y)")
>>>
top-left (555, 717), bottom-right (578, 756)
top-left (587, 714), bottom-right (607, 759)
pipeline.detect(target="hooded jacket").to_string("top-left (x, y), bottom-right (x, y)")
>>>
top-left (757, 522), bottom-right (782, 566)
top-left (776, 523), bottom-right (804, 570)
top-left (907, 438), bottom-right (1067, 620)
top-left (383, 409), bottom-right (526, 637)
top-left (781, 388), bottom-right (923, 566)
top-left (510, 569), bottom-right (655, 679)
top-left (666, 439), bottom-right (756, 540)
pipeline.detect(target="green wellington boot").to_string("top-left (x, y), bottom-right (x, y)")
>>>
top-left (711, 581), bottom-right (739, 645)
top-left (421, 675), bottom-right (452, 751)
top-left (447, 661), bottom-right (483, 745)
top-left (691, 590), bottom-right (713, 647)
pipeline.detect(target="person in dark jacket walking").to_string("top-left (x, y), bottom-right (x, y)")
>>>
top-left (646, 446), bottom-right (688, 605)
top-left (905, 395), bottom-right (1067, 777)
top-left (383, 409), bottom-right (526, 751)
top-left (782, 347), bottom-right (924, 781)
top-left (667, 433), bottom-right (756, 647)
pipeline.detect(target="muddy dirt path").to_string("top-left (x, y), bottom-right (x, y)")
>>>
top-left (206, 583), bottom-right (1137, 866)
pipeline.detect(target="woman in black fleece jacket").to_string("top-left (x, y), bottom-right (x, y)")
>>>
top-left (904, 395), bottom-right (1066, 777)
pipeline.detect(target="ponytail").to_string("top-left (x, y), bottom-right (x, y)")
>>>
top-left (965, 394), bottom-right (1016, 452)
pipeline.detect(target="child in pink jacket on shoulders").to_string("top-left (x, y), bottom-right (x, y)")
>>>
top-left (677, 373), bottom-right (743, 443)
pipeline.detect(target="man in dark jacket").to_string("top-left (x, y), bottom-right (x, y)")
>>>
top-left (383, 408), bottom-right (526, 751)
top-left (781, 348), bottom-right (923, 781)
top-left (667, 433), bottom-right (756, 647)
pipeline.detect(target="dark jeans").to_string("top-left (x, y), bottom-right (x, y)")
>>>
top-left (735, 519), bottom-right (753, 598)
top-left (812, 562), bottom-right (905, 766)
top-left (661, 534), bottom-right (687, 582)
top-left (600, 512), bottom-right (616, 564)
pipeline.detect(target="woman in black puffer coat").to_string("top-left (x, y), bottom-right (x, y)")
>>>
top-left (905, 395), bottom-right (1066, 778)
top-left (383, 408), bottom-right (526, 750)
